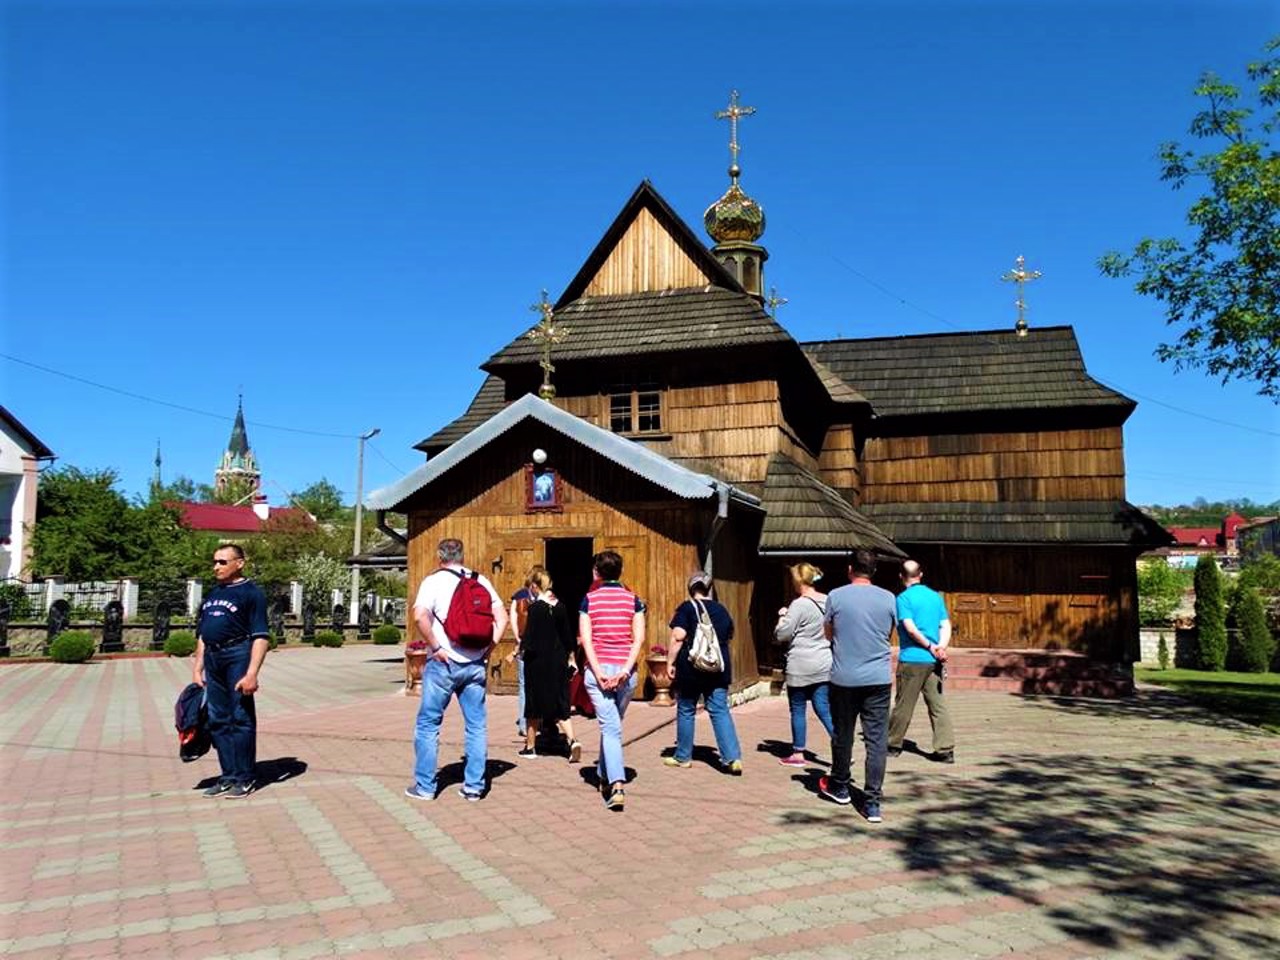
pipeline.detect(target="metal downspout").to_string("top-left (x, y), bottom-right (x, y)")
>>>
top-left (376, 510), bottom-right (408, 546)
top-left (703, 483), bottom-right (730, 578)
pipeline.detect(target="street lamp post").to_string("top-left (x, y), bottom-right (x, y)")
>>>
top-left (350, 428), bottom-right (380, 623)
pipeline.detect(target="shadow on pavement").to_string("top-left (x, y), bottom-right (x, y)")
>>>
top-left (255, 756), bottom-right (308, 791)
top-left (777, 751), bottom-right (1280, 955)
top-left (434, 757), bottom-right (515, 793)
top-left (1018, 686), bottom-right (1271, 734)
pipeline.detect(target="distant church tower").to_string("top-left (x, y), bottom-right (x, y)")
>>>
top-left (215, 397), bottom-right (262, 498)
top-left (704, 90), bottom-right (768, 301)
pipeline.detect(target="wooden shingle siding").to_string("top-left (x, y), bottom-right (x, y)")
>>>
top-left (582, 207), bottom-right (717, 297)
top-left (863, 427), bottom-right (1126, 504)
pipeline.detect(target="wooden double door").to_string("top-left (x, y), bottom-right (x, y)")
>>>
top-left (488, 534), bottom-right (651, 694)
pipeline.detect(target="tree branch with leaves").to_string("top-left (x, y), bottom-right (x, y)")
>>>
top-left (1100, 37), bottom-right (1280, 400)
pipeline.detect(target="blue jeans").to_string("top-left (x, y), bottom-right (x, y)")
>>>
top-left (674, 685), bottom-right (741, 763)
top-left (413, 658), bottom-right (488, 796)
top-left (204, 642), bottom-right (257, 785)
top-left (516, 657), bottom-right (527, 737)
top-left (585, 663), bottom-right (636, 786)
top-left (787, 682), bottom-right (834, 752)
top-left (829, 683), bottom-right (891, 806)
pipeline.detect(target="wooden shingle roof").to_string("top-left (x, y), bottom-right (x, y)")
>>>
top-left (758, 455), bottom-right (904, 556)
top-left (414, 375), bottom-right (507, 453)
top-left (862, 500), bottom-right (1173, 547)
top-left (801, 327), bottom-right (1132, 418)
top-left (482, 287), bottom-right (793, 370)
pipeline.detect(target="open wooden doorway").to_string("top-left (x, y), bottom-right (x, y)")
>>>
top-left (544, 537), bottom-right (594, 636)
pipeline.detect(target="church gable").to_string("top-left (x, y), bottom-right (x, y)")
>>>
top-left (555, 181), bottom-right (743, 307)
top-left (582, 205), bottom-right (718, 298)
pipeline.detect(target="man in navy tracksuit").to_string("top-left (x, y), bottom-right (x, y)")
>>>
top-left (194, 543), bottom-right (270, 799)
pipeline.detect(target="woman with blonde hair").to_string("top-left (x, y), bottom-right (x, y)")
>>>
top-left (774, 563), bottom-right (833, 766)
top-left (519, 568), bottom-right (582, 762)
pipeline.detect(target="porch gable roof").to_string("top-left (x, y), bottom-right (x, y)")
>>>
top-left (367, 393), bottom-right (762, 512)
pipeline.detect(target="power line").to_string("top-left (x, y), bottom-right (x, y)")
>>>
top-left (780, 224), bottom-right (1280, 439)
top-left (1, 352), bottom-right (359, 439)
top-left (366, 439), bottom-right (409, 477)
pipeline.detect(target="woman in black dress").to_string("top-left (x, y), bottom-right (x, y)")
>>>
top-left (519, 569), bottom-right (582, 762)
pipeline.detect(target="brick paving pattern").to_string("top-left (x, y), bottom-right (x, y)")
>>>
top-left (1, 646), bottom-right (1276, 958)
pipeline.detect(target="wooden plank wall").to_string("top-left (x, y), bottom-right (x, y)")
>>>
top-left (901, 544), bottom-right (1136, 659)
top-left (582, 207), bottom-right (716, 297)
top-left (862, 427), bottom-right (1126, 503)
top-left (559, 379), bottom-right (816, 484)
top-left (403, 423), bottom-right (762, 696)
top-left (817, 423), bottom-right (861, 499)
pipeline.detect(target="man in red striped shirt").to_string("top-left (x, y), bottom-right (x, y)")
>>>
top-left (579, 550), bottom-right (646, 811)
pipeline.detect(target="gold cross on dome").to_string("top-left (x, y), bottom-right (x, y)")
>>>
top-left (715, 90), bottom-right (757, 179)
top-left (527, 289), bottom-right (569, 399)
top-left (1001, 255), bottom-right (1042, 337)
top-left (766, 287), bottom-right (788, 318)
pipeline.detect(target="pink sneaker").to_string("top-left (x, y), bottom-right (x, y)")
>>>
top-left (778, 753), bottom-right (807, 767)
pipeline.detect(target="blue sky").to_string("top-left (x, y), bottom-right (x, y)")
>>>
top-left (3, 1), bottom-right (1278, 510)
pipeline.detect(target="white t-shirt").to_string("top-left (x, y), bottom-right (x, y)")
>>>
top-left (413, 565), bottom-right (502, 663)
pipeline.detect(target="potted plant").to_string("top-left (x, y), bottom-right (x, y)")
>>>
top-left (404, 636), bottom-right (430, 695)
top-left (645, 644), bottom-right (674, 707)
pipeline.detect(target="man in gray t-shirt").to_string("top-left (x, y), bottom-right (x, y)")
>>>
top-left (820, 549), bottom-right (897, 823)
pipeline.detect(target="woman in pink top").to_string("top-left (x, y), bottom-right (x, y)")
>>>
top-left (579, 550), bottom-right (646, 811)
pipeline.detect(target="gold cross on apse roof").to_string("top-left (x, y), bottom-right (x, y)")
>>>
top-left (1001, 255), bottom-right (1042, 337)
top-left (527, 289), bottom-right (568, 400)
top-left (716, 89), bottom-right (756, 179)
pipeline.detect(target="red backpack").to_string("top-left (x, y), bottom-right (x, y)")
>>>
top-left (436, 569), bottom-right (496, 650)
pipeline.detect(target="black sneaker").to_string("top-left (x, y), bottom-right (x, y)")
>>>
top-left (933, 750), bottom-right (955, 764)
top-left (202, 781), bottom-right (233, 798)
top-left (886, 746), bottom-right (903, 758)
top-left (817, 776), bottom-right (852, 805)
top-left (517, 747), bottom-right (537, 759)
top-left (605, 787), bottom-right (626, 811)
top-left (224, 782), bottom-right (255, 800)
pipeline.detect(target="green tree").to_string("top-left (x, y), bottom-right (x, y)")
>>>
top-left (1137, 560), bottom-right (1190, 625)
top-left (32, 467), bottom-right (135, 580)
top-left (293, 552), bottom-right (349, 608)
top-left (1239, 553), bottom-right (1280, 593)
top-left (1232, 587), bottom-right (1276, 672)
top-left (1100, 37), bottom-right (1280, 399)
top-left (291, 478), bottom-right (347, 522)
top-left (1193, 554), bottom-right (1228, 670)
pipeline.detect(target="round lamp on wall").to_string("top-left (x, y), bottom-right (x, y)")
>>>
top-left (532, 448), bottom-right (548, 465)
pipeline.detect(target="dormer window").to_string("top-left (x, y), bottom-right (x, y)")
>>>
top-left (607, 381), bottom-right (665, 435)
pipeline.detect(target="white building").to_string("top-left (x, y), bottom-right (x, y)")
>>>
top-left (0, 407), bottom-right (55, 580)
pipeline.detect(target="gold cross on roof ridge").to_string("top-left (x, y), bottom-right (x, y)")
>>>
top-left (1001, 255), bottom-right (1042, 337)
top-left (715, 89), bottom-right (757, 179)
top-left (527, 289), bottom-right (568, 399)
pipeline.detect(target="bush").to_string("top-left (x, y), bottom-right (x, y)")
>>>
top-left (1238, 554), bottom-right (1280, 594)
top-left (0, 581), bottom-right (35, 619)
top-left (49, 630), bottom-right (96, 663)
top-left (1232, 588), bottom-right (1276, 673)
top-left (313, 630), bottom-right (344, 648)
top-left (372, 624), bottom-right (402, 645)
top-left (164, 630), bottom-right (197, 657)
top-left (1157, 633), bottom-right (1170, 671)
top-left (1194, 555), bottom-right (1227, 671)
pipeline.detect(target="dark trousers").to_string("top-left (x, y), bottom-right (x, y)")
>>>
top-left (829, 683), bottom-right (890, 805)
top-left (204, 642), bottom-right (257, 785)
top-left (888, 662), bottom-right (954, 753)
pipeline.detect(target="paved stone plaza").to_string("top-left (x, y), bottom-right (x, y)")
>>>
top-left (1, 646), bottom-right (1276, 959)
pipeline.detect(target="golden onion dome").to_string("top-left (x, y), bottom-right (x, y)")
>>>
top-left (704, 166), bottom-right (766, 244)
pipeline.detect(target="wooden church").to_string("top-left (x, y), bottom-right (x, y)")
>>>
top-left (367, 97), bottom-right (1169, 697)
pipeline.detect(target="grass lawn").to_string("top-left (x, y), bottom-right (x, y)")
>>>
top-left (1136, 668), bottom-right (1280, 734)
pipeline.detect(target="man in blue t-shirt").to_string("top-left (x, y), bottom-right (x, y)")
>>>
top-left (887, 560), bottom-right (955, 763)
top-left (819, 549), bottom-right (897, 823)
top-left (194, 544), bottom-right (271, 799)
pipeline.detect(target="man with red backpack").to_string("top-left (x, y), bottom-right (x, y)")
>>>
top-left (406, 538), bottom-right (508, 802)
